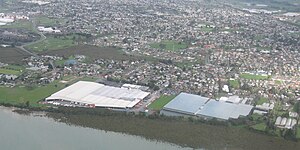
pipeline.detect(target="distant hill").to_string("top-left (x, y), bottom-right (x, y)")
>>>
top-left (230, 0), bottom-right (300, 12)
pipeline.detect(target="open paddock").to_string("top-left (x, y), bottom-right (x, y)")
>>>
top-left (0, 47), bottom-right (30, 64)
top-left (41, 45), bottom-right (140, 61)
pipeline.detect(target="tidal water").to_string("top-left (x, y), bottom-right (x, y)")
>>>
top-left (0, 107), bottom-right (193, 150)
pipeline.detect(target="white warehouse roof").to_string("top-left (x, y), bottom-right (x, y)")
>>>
top-left (46, 81), bottom-right (150, 108)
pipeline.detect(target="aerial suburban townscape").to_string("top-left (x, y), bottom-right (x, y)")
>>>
top-left (0, 0), bottom-right (300, 149)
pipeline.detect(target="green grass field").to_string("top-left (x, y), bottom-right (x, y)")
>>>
top-left (25, 36), bottom-right (76, 52)
top-left (0, 65), bottom-right (25, 75)
top-left (229, 79), bottom-right (239, 88)
top-left (256, 97), bottom-right (268, 105)
top-left (240, 73), bottom-right (270, 80)
top-left (251, 123), bottom-right (266, 132)
top-left (0, 77), bottom-right (96, 107)
top-left (0, 68), bottom-right (20, 75)
top-left (35, 16), bottom-right (66, 26)
top-left (0, 20), bottom-right (35, 32)
top-left (150, 40), bottom-right (188, 51)
top-left (148, 95), bottom-right (176, 110)
top-left (0, 81), bottom-right (65, 107)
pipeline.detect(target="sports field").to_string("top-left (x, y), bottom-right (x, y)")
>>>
top-left (25, 36), bottom-right (75, 52)
top-left (150, 40), bottom-right (188, 51)
top-left (148, 95), bottom-right (176, 110)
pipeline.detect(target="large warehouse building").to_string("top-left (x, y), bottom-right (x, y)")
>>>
top-left (161, 93), bottom-right (253, 120)
top-left (46, 81), bottom-right (150, 109)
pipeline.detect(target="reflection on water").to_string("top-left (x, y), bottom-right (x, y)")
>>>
top-left (0, 107), bottom-right (194, 150)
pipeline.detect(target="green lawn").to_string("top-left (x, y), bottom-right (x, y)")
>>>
top-left (256, 97), bottom-right (268, 105)
top-left (150, 40), bottom-right (188, 51)
top-left (0, 20), bottom-right (35, 32)
top-left (35, 16), bottom-right (66, 26)
top-left (251, 123), bottom-right (266, 132)
top-left (0, 81), bottom-right (65, 107)
top-left (0, 77), bottom-right (96, 107)
top-left (240, 73), bottom-right (270, 80)
top-left (229, 79), bottom-right (239, 88)
top-left (25, 36), bottom-right (76, 52)
top-left (148, 95), bottom-right (176, 110)
top-left (0, 68), bottom-right (20, 75)
top-left (0, 65), bottom-right (25, 75)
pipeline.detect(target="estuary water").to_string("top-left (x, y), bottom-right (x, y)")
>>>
top-left (0, 107), bottom-right (193, 150)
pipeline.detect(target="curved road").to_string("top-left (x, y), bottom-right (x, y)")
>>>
top-left (16, 19), bottom-right (46, 57)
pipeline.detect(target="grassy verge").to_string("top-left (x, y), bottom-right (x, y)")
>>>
top-left (297, 126), bottom-right (300, 139)
top-left (148, 95), bottom-right (176, 110)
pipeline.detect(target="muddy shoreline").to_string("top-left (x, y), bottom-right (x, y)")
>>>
top-left (1, 106), bottom-right (300, 149)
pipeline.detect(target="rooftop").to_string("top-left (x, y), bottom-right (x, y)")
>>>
top-left (46, 81), bottom-right (150, 108)
top-left (163, 92), bottom-right (209, 115)
top-left (163, 92), bottom-right (253, 120)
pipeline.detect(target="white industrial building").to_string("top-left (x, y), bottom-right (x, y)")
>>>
top-left (38, 26), bottom-right (61, 33)
top-left (46, 81), bottom-right (150, 109)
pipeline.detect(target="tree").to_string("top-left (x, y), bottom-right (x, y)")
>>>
top-left (293, 102), bottom-right (300, 114)
top-left (25, 101), bottom-right (30, 108)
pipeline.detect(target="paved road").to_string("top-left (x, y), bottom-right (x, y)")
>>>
top-left (16, 19), bottom-right (46, 58)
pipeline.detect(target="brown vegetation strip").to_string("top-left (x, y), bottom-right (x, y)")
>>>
top-left (48, 113), bottom-right (300, 150)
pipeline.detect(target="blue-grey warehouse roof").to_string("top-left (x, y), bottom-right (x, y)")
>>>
top-left (162, 93), bottom-right (253, 120)
top-left (196, 100), bottom-right (253, 120)
top-left (163, 92), bottom-right (209, 115)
